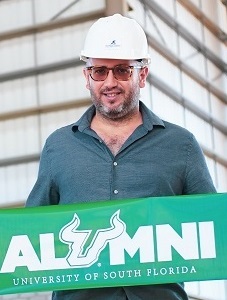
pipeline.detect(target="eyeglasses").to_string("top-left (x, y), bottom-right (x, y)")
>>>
top-left (85, 65), bottom-right (142, 81)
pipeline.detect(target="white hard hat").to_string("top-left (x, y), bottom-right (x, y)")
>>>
top-left (80, 14), bottom-right (151, 65)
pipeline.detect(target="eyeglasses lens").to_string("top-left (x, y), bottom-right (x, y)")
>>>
top-left (90, 65), bottom-right (132, 81)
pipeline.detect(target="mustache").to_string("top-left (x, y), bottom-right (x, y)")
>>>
top-left (100, 87), bottom-right (125, 94)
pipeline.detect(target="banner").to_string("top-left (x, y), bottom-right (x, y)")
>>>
top-left (0, 193), bottom-right (227, 295)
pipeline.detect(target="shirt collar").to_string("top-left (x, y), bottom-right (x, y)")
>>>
top-left (72, 101), bottom-right (165, 133)
top-left (139, 101), bottom-right (165, 131)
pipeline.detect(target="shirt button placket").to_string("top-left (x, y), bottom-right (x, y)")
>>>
top-left (113, 161), bottom-right (118, 195)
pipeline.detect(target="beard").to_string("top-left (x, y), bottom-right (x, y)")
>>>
top-left (90, 85), bottom-right (141, 121)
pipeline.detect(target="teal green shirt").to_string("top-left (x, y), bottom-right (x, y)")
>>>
top-left (26, 101), bottom-right (216, 299)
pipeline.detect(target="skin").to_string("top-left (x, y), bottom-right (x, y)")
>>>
top-left (83, 58), bottom-right (149, 155)
top-left (83, 58), bottom-right (149, 122)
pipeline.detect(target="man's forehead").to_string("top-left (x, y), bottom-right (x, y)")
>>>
top-left (89, 58), bottom-right (132, 66)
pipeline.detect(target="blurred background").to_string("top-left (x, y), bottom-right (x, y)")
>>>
top-left (0, 0), bottom-right (226, 299)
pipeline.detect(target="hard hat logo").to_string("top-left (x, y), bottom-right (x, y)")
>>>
top-left (106, 40), bottom-right (121, 48)
top-left (80, 14), bottom-right (151, 65)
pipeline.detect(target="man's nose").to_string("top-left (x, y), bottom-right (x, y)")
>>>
top-left (104, 69), bottom-right (118, 86)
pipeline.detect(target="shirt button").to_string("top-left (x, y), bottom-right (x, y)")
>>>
top-left (113, 189), bottom-right (119, 194)
top-left (113, 161), bottom-right (118, 166)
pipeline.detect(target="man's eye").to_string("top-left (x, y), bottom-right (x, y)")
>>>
top-left (94, 68), bottom-right (106, 75)
top-left (116, 67), bottom-right (129, 74)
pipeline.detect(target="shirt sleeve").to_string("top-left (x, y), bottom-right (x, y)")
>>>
top-left (183, 134), bottom-right (216, 195)
top-left (25, 142), bottom-right (60, 207)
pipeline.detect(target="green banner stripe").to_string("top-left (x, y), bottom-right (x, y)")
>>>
top-left (0, 193), bottom-right (226, 295)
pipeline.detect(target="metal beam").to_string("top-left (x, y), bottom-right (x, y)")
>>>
top-left (105, 0), bottom-right (128, 16)
top-left (147, 73), bottom-right (227, 136)
top-left (0, 10), bottom-right (105, 42)
top-left (0, 154), bottom-right (40, 168)
top-left (146, 35), bottom-right (227, 105)
top-left (0, 58), bottom-right (83, 82)
top-left (178, 0), bottom-right (227, 44)
top-left (0, 98), bottom-right (91, 121)
top-left (147, 73), bottom-right (227, 168)
top-left (141, 0), bottom-right (227, 74)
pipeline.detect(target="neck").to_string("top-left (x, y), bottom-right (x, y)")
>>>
top-left (91, 109), bottom-right (142, 130)
top-left (90, 109), bottom-right (143, 156)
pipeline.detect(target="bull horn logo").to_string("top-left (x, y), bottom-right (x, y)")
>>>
top-left (59, 210), bottom-right (125, 267)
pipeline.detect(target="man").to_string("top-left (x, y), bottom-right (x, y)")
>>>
top-left (26, 14), bottom-right (216, 300)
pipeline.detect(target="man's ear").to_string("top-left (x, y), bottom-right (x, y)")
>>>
top-left (139, 67), bottom-right (149, 88)
top-left (83, 69), bottom-right (91, 90)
